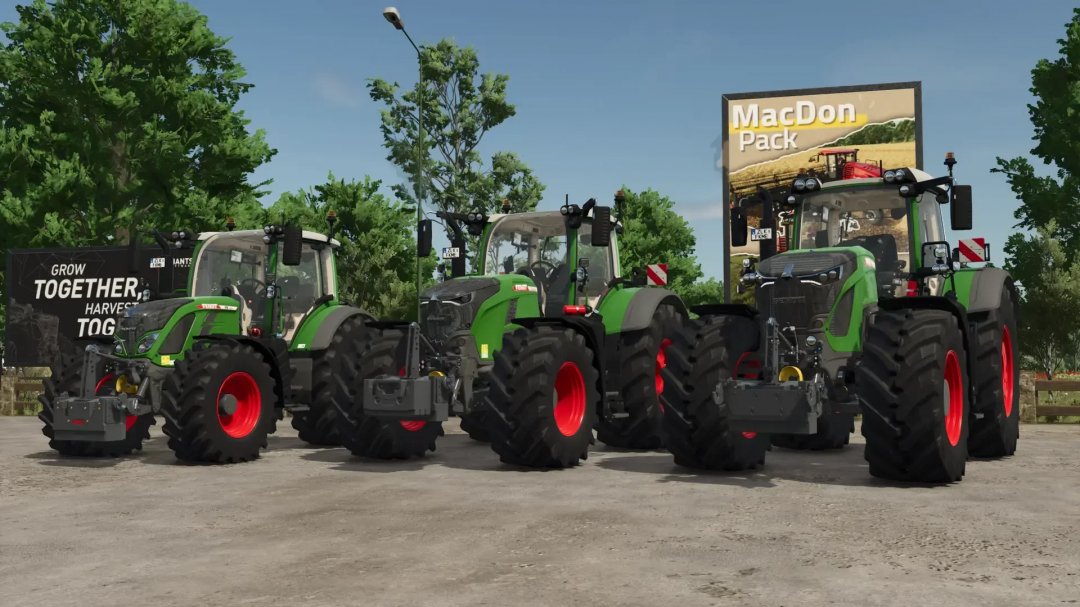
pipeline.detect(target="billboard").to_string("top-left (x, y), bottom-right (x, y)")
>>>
top-left (5, 246), bottom-right (192, 367)
top-left (720, 81), bottom-right (922, 302)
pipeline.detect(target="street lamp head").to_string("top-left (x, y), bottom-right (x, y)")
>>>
top-left (383, 7), bottom-right (404, 30)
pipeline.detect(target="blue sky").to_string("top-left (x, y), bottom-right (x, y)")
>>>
top-left (3, 0), bottom-right (1073, 281)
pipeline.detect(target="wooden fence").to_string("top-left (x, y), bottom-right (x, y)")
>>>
top-left (0, 375), bottom-right (47, 416)
top-left (1034, 380), bottom-right (1080, 419)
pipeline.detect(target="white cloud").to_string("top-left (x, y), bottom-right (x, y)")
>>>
top-left (678, 202), bottom-right (726, 220)
top-left (313, 72), bottom-right (365, 108)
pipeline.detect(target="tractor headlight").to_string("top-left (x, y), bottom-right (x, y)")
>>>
top-left (136, 332), bottom-right (160, 354)
top-left (742, 258), bottom-right (751, 268)
top-left (806, 178), bottom-right (819, 191)
top-left (899, 184), bottom-right (914, 196)
top-left (805, 335), bottom-right (818, 347)
top-left (793, 178), bottom-right (806, 191)
top-left (560, 205), bottom-right (569, 216)
top-left (115, 342), bottom-right (125, 355)
top-left (894, 169), bottom-right (907, 182)
top-left (786, 195), bottom-right (797, 205)
top-left (934, 245), bottom-right (949, 259)
top-left (884, 170), bottom-right (896, 183)
top-left (263, 235), bottom-right (271, 244)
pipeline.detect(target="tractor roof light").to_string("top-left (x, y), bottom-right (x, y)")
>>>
top-left (884, 170), bottom-right (896, 183)
top-left (262, 235), bottom-right (271, 244)
top-left (899, 184), bottom-right (914, 197)
top-left (786, 194), bottom-right (797, 205)
top-left (894, 169), bottom-right (908, 182)
top-left (805, 178), bottom-right (820, 191)
top-left (264, 226), bottom-right (272, 234)
top-left (793, 178), bottom-right (807, 192)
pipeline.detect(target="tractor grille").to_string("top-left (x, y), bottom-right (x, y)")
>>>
top-left (115, 298), bottom-right (191, 355)
top-left (755, 251), bottom-right (855, 332)
top-left (420, 278), bottom-right (501, 347)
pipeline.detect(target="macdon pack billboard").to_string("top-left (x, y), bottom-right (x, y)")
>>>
top-left (5, 246), bottom-right (192, 368)
top-left (720, 81), bottom-right (923, 302)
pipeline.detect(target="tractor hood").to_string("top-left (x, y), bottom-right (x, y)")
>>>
top-left (754, 249), bottom-right (860, 335)
top-left (116, 298), bottom-right (192, 352)
top-left (420, 277), bottom-right (502, 345)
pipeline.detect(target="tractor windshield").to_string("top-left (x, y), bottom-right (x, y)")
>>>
top-left (796, 186), bottom-right (911, 271)
top-left (482, 213), bottom-right (569, 278)
top-left (191, 233), bottom-right (269, 298)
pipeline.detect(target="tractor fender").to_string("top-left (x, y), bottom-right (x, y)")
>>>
top-left (512, 316), bottom-right (610, 415)
top-left (308, 305), bottom-right (377, 351)
top-left (193, 334), bottom-right (290, 408)
top-left (965, 267), bottom-right (1016, 315)
top-left (876, 296), bottom-right (975, 403)
top-left (620, 288), bottom-right (688, 333)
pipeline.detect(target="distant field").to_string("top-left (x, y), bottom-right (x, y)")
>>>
top-left (731, 141), bottom-right (917, 190)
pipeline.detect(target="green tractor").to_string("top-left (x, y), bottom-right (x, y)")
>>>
top-left (662, 153), bottom-right (1019, 483)
top-left (38, 213), bottom-right (402, 463)
top-left (336, 194), bottom-right (688, 467)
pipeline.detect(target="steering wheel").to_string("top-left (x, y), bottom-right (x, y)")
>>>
top-left (238, 278), bottom-right (266, 297)
top-left (530, 260), bottom-right (557, 279)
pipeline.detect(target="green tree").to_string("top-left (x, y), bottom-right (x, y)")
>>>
top-left (993, 8), bottom-right (1080, 374)
top-left (1006, 222), bottom-right (1080, 379)
top-left (267, 174), bottom-right (435, 321)
top-left (0, 0), bottom-right (274, 253)
top-left (368, 38), bottom-right (545, 239)
top-left (0, 0), bottom-right (273, 346)
top-left (616, 187), bottom-right (723, 306)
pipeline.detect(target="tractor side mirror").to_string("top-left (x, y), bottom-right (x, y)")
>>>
top-left (417, 219), bottom-right (433, 258)
top-left (951, 185), bottom-right (973, 231)
top-left (281, 226), bottom-right (304, 266)
top-left (730, 207), bottom-right (748, 247)
top-left (591, 206), bottom-right (612, 247)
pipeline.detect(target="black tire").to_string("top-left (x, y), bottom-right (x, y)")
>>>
top-left (459, 410), bottom-right (492, 442)
top-left (161, 341), bottom-right (278, 464)
top-left (967, 285), bottom-right (1020, 458)
top-left (38, 349), bottom-right (155, 457)
top-left (770, 412), bottom-right (853, 451)
top-left (290, 342), bottom-right (347, 447)
top-left (331, 320), bottom-right (445, 460)
top-left (858, 309), bottom-right (970, 483)
top-left (661, 315), bottom-right (770, 471)
top-left (597, 302), bottom-right (682, 449)
top-left (482, 325), bottom-right (599, 468)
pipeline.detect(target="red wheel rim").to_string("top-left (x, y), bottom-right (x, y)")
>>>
top-left (655, 338), bottom-right (672, 412)
top-left (554, 361), bottom-right (586, 436)
top-left (217, 372), bottom-right (261, 438)
top-left (741, 432), bottom-right (757, 439)
top-left (944, 350), bottom-right (963, 447)
top-left (95, 373), bottom-right (137, 432)
top-left (396, 366), bottom-right (426, 431)
top-left (1002, 326), bottom-right (1014, 417)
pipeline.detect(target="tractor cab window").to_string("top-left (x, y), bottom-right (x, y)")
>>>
top-left (482, 212), bottom-right (570, 313)
top-left (576, 222), bottom-right (616, 308)
top-left (797, 187), bottom-right (911, 295)
top-left (277, 242), bottom-right (329, 341)
top-left (191, 233), bottom-right (269, 333)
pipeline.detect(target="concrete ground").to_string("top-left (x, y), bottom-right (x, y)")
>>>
top-left (1, 417), bottom-right (1078, 607)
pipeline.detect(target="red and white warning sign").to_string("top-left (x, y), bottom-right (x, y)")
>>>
top-left (646, 264), bottom-right (668, 286)
top-left (958, 238), bottom-right (988, 263)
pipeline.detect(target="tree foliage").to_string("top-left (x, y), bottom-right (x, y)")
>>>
top-left (616, 187), bottom-right (722, 306)
top-left (266, 174), bottom-right (435, 321)
top-left (368, 38), bottom-right (545, 236)
top-left (829, 119), bottom-right (915, 146)
top-left (1006, 222), bottom-right (1080, 379)
top-left (995, 9), bottom-right (1080, 372)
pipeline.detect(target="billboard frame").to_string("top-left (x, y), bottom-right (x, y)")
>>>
top-left (720, 81), bottom-right (923, 302)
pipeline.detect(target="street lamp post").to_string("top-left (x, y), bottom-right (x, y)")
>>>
top-left (383, 6), bottom-right (425, 321)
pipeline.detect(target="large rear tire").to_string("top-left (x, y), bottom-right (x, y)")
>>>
top-left (161, 342), bottom-right (278, 464)
top-left (459, 410), bottom-right (492, 442)
top-left (39, 348), bottom-right (154, 457)
top-left (858, 309), bottom-right (969, 483)
top-left (290, 342), bottom-right (348, 447)
top-left (770, 412), bottom-right (853, 451)
top-left (597, 303), bottom-right (682, 449)
top-left (967, 286), bottom-right (1020, 458)
top-left (332, 321), bottom-right (445, 460)
top-left (661, 315), bottom-right (770, 471)
top-left (482, 325), bottom-right (599, 468)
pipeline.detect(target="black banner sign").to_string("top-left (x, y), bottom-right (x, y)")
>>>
top-left (5, 246), bottom-right (193, 367)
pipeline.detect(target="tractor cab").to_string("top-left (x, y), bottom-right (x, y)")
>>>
top-left (190, 229), bottom-right (339, 341)
top-left (480, 210), bottom-right (616, 313)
